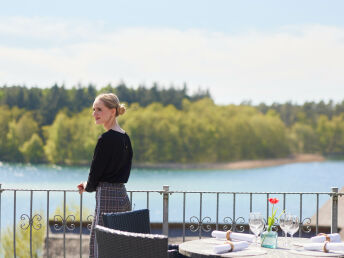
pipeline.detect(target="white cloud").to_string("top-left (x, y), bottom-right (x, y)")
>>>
top-left (0, 16), bottom-right (103, 42)
top-left (0, 17), bottom-right (344, 104)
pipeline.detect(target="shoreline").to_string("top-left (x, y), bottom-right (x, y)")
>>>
top-left (133, 154), bottom-right (325, 170)
top-left (0, 154), bottom-right (326, 169)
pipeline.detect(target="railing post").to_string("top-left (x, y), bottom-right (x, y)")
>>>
top-left (0, 183), bottom-right (2, 246)
top-left (162, 185), bottom-right (169, 236)
top-left (331, 187), bottom-right (339, 233)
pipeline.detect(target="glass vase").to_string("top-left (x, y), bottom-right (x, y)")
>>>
top-left (261, 230), bottom-right (277, 249)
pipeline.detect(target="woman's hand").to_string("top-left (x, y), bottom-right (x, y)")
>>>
top-left (77, 182), bottom-right (86, 194)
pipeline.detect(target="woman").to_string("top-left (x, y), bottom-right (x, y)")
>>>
top-left (77, 93), bottom-right (133, 258)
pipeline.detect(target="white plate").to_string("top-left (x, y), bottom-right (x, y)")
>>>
top-left (289, 249), bottom-right (344, 257)
top-left (204, 248), bottom-right (267, 257)
top-left (293, 242), bottom-right (305, 247)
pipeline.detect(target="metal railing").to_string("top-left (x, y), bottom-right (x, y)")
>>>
top-left (0, 184), bottom-right (342, 258)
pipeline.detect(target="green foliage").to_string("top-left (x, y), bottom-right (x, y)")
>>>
top-left (316, 114), bottom-right (344, 154)
top-left (0, 203), bottom-right (92, 258)
top-left (257, 100), bottom-right (344, 127)
top-left (19, 134), bottom-right (45, 163)
top-left (44, 112), bottom-right (73, 164)
top-left (0, 83), bottom-right (209, 126)
top-left (0, 109), bottom-right (39, 162)
top-left (68, 109), bottom-right (104, 164)
top-left (44, 109), bottom-right (103, 164)
top-left (121, 98), bottom-right (292, 163)
top-left (0, 106), bottom-right (12, 158)
top-left (0, 215), bottom-right (46, 258)
top-left (7, 112), bottom-right (40, 145)
top-left (290, 123), bottom-right (319, 153)
top-left (1, 85), bottom-right (344, 164)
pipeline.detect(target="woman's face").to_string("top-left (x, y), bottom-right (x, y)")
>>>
top-left (92, 99), bottom-right (116, 125)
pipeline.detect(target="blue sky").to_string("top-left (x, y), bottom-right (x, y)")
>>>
top-left (1, 0), bottom-right (344, 104)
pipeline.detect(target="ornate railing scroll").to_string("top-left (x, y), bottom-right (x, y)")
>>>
top-left (53, 214), bottom-right (76, 231)
top-left (301, 218), bottom-right (312, 233)
top-left (1, 186), bottom-right (341, 258)
top-left (189, 216), bottom-right (212, 233)
top-left (20, 214), bottom-right (42, 230)
top-left (222, 216), bottom-right (245, 232)
top-left (87, 215), bottom-right (94, 230)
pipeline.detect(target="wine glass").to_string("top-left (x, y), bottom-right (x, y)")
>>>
top-left (248, 212), bottom-right (265, 246)
top-left (279, 213), bottom-right (290, 247)
top-left (286, 215), bottom-right (299, 247)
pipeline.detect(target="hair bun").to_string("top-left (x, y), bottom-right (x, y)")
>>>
top-left (117, 104), bottom-right (126, 116)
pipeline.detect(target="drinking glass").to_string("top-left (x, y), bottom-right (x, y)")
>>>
top-left (248, 212), bottom-right (265, 246)
top-left (286, 215), bottom-right (299, 247)
top-left (279, 213), bottom-right (290, 247)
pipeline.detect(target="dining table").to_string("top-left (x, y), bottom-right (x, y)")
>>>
top-left (178, 237), bottom-right (344, 258)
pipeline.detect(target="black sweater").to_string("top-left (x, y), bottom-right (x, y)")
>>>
top-left (85, 130), bottom-right (133, 192)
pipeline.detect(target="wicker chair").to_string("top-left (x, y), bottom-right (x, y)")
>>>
top-left (102, 208), bottom-right (151, 234)
top-left (95, 225), bottom-right (168, 258)
top-left (102, 209), bottom-right (186, 258)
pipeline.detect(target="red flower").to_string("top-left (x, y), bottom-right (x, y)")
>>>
top-left (269, 198), bottom-right (279, 205)
top-left (266, 197), bottom-right (284, 232)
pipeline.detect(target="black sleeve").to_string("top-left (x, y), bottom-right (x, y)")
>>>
top-left (85, 136), bottom-right (112, 192)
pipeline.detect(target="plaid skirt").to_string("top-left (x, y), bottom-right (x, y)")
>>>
top-left (89, 182), bottom-right (131, 258)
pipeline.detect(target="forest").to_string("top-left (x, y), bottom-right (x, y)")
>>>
top-left (0, 84), bottom-right (343, 165)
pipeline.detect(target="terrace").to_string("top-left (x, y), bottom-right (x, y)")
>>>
top-left (0, 184), bottom-right (342, 257)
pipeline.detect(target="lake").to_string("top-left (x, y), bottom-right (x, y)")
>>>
top-left (0, 161), bottom-right (343, 231)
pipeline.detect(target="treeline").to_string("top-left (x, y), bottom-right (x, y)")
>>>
top-left (1, 98), bottom-right (344, 165)
top-left (0, 83), bottom-right (210, 125)
top-left (0, 85), bottom-right (343, 165)
top-left (257, 101), bottom-right (344, 127)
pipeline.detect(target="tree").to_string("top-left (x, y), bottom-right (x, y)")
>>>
top-left (0, 106), bottom-right (13, 159)
top-left (68, 109), bottom-right (104, 164)
top-left (5, 112), bottom-right (40, 161)
top-left (44, 112), bottom-right (72, 164)
top-left (290, 123), bottom-right (319, 153)
top-left (317, 115), bottom-right (344, 154)
top-left (19, 134), bottom-right (45, 163)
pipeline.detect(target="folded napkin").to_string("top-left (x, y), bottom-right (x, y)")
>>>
top-left (213, 241), bottom-right (249, 254)
top-left (311, 233), bottom-right (341, 243)
top-left (211, 230), bottom-right (255, 243)
top-left (304, 242), bottom-right (344, 252)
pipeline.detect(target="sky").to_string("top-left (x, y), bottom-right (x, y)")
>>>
top-left (1, 0), bottom-right (344, 104)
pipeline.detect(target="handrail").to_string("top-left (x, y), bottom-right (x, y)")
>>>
top-left (0, 184), bottom-right (341, 258)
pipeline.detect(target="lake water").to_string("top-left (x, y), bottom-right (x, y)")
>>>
top-left (0, 161), bottom-right (343, 231)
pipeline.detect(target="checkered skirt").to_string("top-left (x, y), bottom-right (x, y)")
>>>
top-left (89, 182), bottom-right (131, 258)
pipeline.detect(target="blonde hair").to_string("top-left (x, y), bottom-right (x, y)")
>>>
top-left (95, 93), bottom-right (126, 117)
